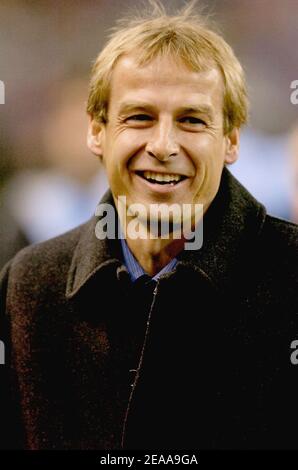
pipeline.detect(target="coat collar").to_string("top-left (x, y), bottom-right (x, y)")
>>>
top-left (176, 168), bottom-right (267, 292)
top-left (66, 168), bottom-right (267, 299)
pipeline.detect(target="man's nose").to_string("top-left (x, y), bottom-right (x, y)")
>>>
top-left (145, 118), bottom-right (179, 161)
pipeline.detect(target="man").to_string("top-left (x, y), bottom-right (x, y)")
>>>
top-left (0, 1), bottom-right (297, 450)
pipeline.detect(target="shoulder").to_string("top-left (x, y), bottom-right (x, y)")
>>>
top-left (261, 214), bottom-right (298, 254)
top-left (0, 221), bottom-right (88, 300)
top-left (257, 215), bottom-right (298, 288)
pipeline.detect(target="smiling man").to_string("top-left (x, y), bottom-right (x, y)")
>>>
top-left (0, 1), bottom-right (298, 451)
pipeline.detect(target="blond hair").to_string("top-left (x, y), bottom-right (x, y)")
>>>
top-left (87, 0), bottom-right (248, 134)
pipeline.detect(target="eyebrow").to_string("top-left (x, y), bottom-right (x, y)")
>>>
top-left (118, 102), bottom-right (214, 119)
top-left (179, 105), bottom-right (214, 120)
top-left (118, 102), bottom-right (156, 115)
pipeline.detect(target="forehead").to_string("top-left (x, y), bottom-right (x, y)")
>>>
top-left (109, 54), bottom-right (224, 113)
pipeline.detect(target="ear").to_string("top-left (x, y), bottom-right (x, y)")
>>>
top-left (224, 127), bottom-right (240, 164)
top-left (87, 116), bottom-right (105, 159)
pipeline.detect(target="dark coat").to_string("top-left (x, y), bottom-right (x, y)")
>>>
top-left (0, 195), bottom-right (29, 270)
top-left (0, 169), bottom-right (297, 450)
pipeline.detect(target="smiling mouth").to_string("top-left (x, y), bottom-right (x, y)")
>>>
top-left (135, 170), bottom-right (188, 186)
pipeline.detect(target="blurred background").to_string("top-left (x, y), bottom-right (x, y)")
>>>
top-left (0, 0), bottom-right (298, 268)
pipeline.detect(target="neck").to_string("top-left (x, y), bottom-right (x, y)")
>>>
top-left (125, 233), bottom-right (185, 277)
top-left (116, 203), bottom-right (203, 276)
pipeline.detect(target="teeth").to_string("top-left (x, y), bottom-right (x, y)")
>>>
top-left (143, 171), bottom-right (182, 183)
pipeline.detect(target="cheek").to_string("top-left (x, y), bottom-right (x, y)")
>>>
top-left (114, 132), bottom-right (144, 167)
top-left (103, 146), bottom-right (133, 193)
top-left (189, 138), bottom-right (226, 198)
top-left (191, 137), bottom-right (226, 171)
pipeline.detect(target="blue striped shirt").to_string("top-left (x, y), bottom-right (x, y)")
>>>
top-left (120, 238), bottom-right (177, 282)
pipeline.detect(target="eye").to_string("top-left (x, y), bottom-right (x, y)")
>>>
top-left (126, 114), bottom-right (153, 122)
top-left (179, 116), bottom-right (206, 125)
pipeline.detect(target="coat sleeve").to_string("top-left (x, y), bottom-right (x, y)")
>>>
top-left (0, 261), bottom-right (25, 449)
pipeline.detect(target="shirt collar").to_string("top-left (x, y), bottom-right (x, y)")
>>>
top-left (120, 237), bottom-right (177, 282)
